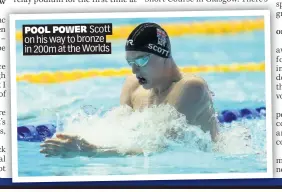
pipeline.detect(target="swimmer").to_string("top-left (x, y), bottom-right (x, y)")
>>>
top-left (40, 23), bottom-right (219, 158)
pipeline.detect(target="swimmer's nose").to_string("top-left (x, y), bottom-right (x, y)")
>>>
top-left (131, 64), bottom-right (139, 74)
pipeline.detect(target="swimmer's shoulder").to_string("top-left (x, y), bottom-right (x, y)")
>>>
top-left (120, 75), bottom-right (140, 106)
top-left (173, 74), bottom-right (210, 103)
top-left (124, 75), bottom-right (140, 92)
top-left (177, 74), bottom-right (208, 90)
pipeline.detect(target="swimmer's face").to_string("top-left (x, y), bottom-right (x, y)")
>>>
top-left (126, 51), bottom-right (166, 89)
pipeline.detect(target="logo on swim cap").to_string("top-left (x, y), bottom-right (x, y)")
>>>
top-left (156, 28), bottom-right (167, 47)
top-left (126, 39), bottom-right (134, 46)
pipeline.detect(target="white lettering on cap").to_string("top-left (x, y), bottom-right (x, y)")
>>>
top-left (147, 43), bottom-right (169, 57)
top-left (126, 39), bottom-right (134, 46)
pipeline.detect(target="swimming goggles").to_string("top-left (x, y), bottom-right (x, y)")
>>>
top-left (127, 54), bottom-right (152, 67)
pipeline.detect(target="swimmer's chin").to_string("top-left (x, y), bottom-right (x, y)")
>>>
top-left (140, 82), bottom-right (152, 89)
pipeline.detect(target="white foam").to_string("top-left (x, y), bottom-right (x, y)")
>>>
top-left (213, 125), bottom-right (253, 155)
top-left (56, 104), bottom-right (262, 156)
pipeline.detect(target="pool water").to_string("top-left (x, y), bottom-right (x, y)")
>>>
top-left (16, 17), bottom-right (267, 176)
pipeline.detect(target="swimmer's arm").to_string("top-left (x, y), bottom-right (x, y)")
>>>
top-left (209, 117), bottom-right (219, 142)
top-left (197, 109), bottom-right (219, 142)
top-left (120, 76), bottom-right (133, 107)
top-left (198, 90), bottom-right (219, 143)
top-left (80, 142), bottom-right (166, 157)
top-left (95, 146), bottom-right (168, 157)
top-left (96, 147), bottom-right (145, 157)
top-left (177, 77), bottom-right (219, 142)
top-left (82, 146), bottom-right (148, 157)
top-left (40, 134), bottom-right (148, 158)
top-left (120, 75), bottom-right (139, 107)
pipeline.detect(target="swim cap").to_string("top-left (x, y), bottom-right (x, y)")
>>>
top-left (125, 23), bottom-right (171, 58)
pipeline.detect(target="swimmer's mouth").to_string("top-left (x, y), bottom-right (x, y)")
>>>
top-left (137, 76), bottom-right (147, 85)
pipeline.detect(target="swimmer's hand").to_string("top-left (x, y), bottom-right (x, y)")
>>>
top-left (40, 133), bottom-right (97, 158)
top-left (40, 133), bottom-right (144, 158)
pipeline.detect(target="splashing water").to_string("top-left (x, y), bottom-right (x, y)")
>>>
top-left (55, 104), bottom-right (262, 157)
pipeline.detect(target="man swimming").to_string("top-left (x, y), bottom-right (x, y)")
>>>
top-left (40, 23), bottom-right (219, 158)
